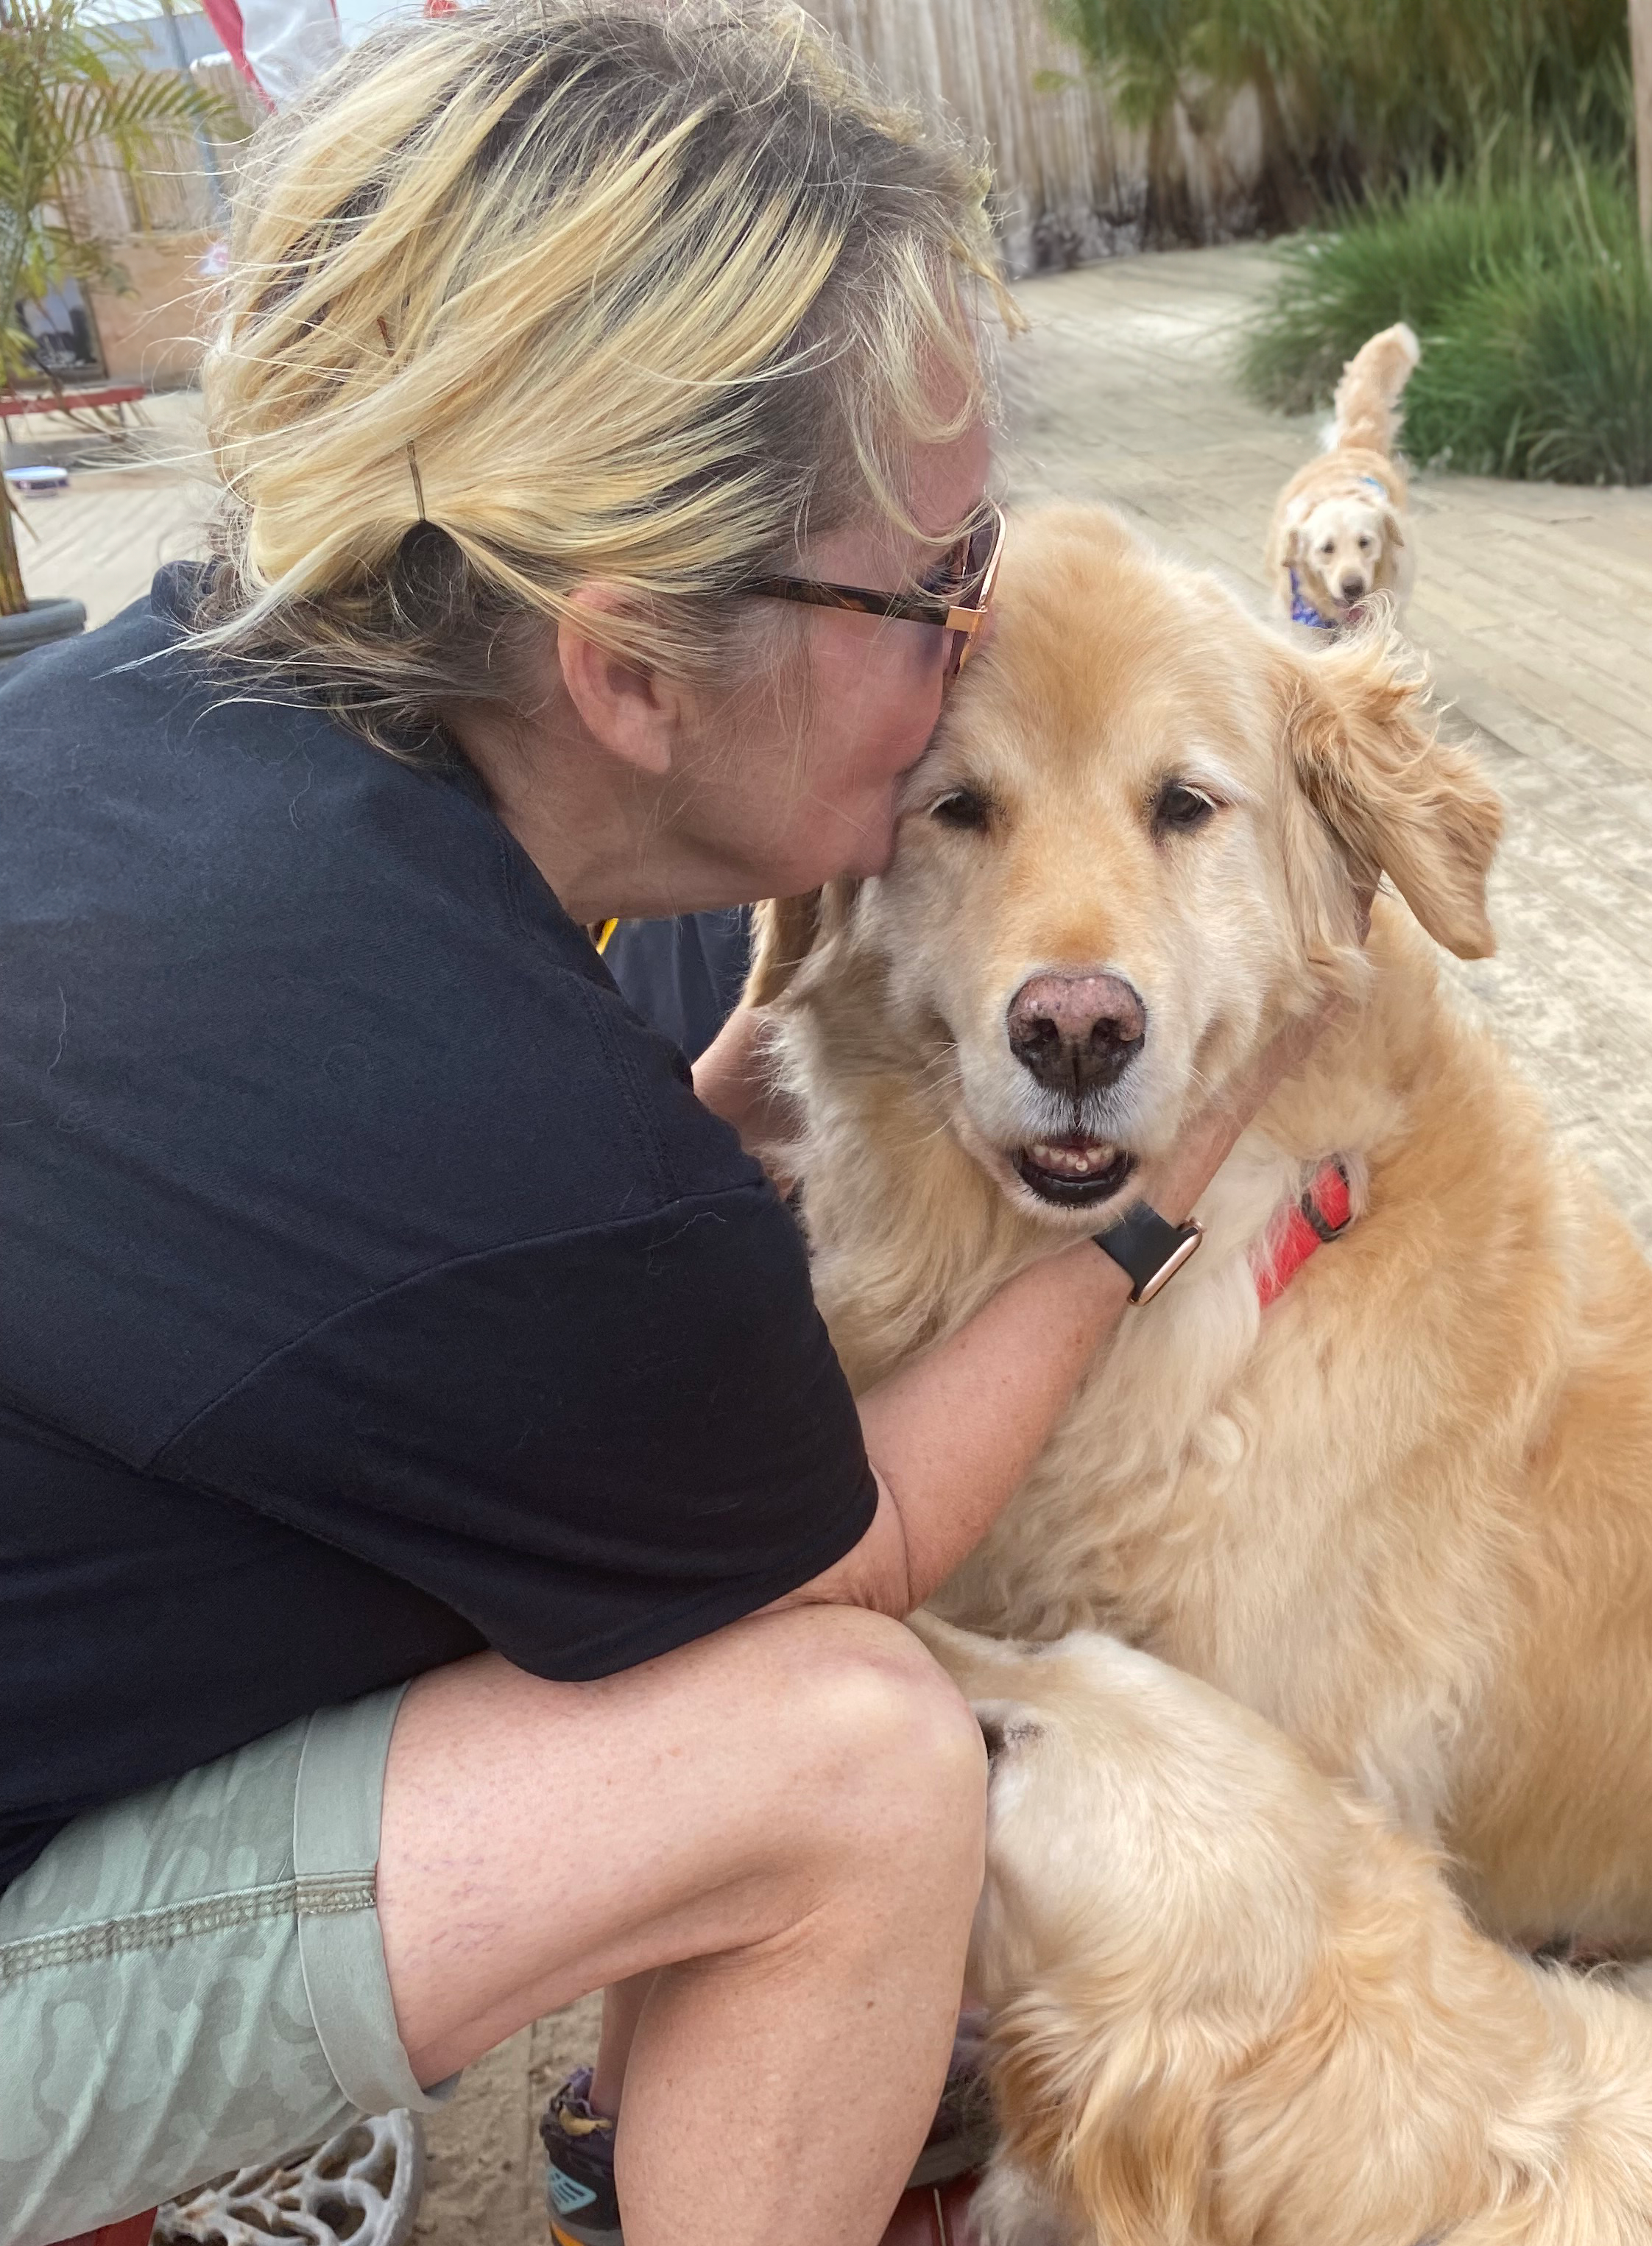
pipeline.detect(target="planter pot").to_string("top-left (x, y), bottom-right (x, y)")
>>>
top-left (0, 596), bottom-right (87, 660)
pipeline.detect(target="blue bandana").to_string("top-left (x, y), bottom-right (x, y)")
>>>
top-left (1289, 569), bottom-right (1338, 632)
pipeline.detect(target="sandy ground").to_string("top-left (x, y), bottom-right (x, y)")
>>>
top-left (13, 242), bottom-right (1652, 2240)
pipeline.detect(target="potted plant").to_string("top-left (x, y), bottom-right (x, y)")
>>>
top-left (1, 0), bottom-right (230, 658)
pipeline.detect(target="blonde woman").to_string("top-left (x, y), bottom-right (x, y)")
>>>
top-left (0, 8), bottom-right (1314, 2243)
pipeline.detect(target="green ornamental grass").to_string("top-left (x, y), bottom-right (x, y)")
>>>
top-left (1240, 163), bottom-right (1652, 486)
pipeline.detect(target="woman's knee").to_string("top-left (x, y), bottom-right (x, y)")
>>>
top-left (754, 1606), bottom-right (986, 1876)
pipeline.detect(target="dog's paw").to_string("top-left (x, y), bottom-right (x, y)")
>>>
top-left (969, 2158), bottom-right (1079, 2246)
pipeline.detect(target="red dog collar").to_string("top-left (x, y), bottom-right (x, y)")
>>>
top-left (1254, 1158), bottom-right (1353, 1306)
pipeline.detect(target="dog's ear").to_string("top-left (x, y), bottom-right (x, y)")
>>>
top-left (995, 2002), bottom-right (1241, 2246)
top-left (1372, 501), bottom-right (1407, 593)
top-left (1279, 493), bottom-right (1311, 568)
top-left (1067, 2021), bottom-right (1234, 2246)
top-left (744, 893), bottom-right (822, 1006)
top-left (743, 879), bottom-right (861, 1007)
top-left (1279, 627), bottom-right (1500, 960)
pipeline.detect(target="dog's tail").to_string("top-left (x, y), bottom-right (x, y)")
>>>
top-left (1330, 323), bottom-right (1421, 458)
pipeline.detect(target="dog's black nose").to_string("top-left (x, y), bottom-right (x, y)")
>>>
top-left (1007, 972), bottom-right (1146, 1096)
top-left (1340, 573), bottom-right (1367, 600)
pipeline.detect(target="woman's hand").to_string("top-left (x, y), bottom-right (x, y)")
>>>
top-left (692, 1004), bottom-right (802, 1189)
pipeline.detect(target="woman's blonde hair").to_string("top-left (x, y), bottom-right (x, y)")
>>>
top-left (196, 0), bottom-right (1014, 753)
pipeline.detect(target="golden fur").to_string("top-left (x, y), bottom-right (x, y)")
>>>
top-left (914, 1612), bottom-right (1652, 2246)
top-left (1265, 323), bottom-right (1420, 631)
top-left (750, 504), bottom-right (1652, 1955)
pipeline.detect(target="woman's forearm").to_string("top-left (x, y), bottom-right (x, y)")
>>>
top-left (858, 1239), bottom-right (1132, 1609)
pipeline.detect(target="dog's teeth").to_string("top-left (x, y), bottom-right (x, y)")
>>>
top-left (1022, 1139), bottom-right (1120, 1180)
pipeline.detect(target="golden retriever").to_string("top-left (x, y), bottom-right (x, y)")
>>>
top-left (748, 504), bottom-right (1652, 1957)
top-left (914, 1610), bottom-right (1652, 2246)
top-left (1265, 323), bottom-right (1419, 633)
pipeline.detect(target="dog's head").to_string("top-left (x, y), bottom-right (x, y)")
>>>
top-left (752, 506), bottom-right (1499, 1236)
top-left (911, 1610), bottom-right (1532, 2246)
top-left (911, 1611), bottom-right (1352, 2243)
top-left (1284, 483), bottom-right (1405, 624)
top-left (911, 1613), bottom-right (1341, 2007)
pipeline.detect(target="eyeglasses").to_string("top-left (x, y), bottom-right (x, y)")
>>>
top-left (744, 501), bottom-right (1006, 681)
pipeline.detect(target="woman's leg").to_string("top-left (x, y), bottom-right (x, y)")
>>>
top-left (590, 1971), bottom-right (654, 2113)
top-left (375, 1603), bottom-right (985, 2246)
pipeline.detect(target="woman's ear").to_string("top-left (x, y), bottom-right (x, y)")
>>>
top-left (1279, 628), bottom-right (1501, 960)
top-left (743, 879), bottom-right (861, 1006)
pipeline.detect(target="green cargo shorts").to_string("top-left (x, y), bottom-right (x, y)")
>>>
top-left (0, 1685), bottom-right (455, 2246)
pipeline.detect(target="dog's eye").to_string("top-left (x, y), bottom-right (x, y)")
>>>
top-left (931, 789), bottom-right (992, 831)
top-left (1153, 781), bottom-right (1217, 837)
top-left (1358, 533), bottom-right (1375, 549)
top-left (1319, 538), bottom-right (1335, 556)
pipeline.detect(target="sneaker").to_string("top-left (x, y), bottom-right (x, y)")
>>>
top-left (540, 2069), bottom-right (620, 2246)
top-left (540, 2027), bottom-right (992, 2242)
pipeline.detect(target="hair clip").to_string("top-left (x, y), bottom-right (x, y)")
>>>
top-left (375, 314), bottom-right (428, 524)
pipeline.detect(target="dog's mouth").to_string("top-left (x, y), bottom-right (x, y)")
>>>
top-left (1011, 1136), bottom-right (1137, 1208)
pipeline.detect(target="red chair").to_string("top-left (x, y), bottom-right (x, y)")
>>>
top-left (883, 2175), bottom-right (979, 2245)
top-left (50, 2215), bottom-right (157, 2246)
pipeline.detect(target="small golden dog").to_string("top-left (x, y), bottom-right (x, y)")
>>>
top-left (1265, 323), bottom-right (1419, 633)
top-left (749, 504), bottom-right (1652, 1957)
top-left (914, 1611), bottom-right (1652, 2246)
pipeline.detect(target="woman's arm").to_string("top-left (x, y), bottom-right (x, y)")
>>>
top-left (769, 1004), bottom-right (1335, 1620)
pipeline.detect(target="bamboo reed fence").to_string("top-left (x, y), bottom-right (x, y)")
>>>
top-left (69, 3), bottom-right (1266, 281)
top-left (805, 0), bottom-right (1266, 272)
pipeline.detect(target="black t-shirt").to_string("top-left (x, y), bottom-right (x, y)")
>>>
top-left (0, 568), bottom-right (876, 1893)
top-left (602, 909), bottom-right (753, 1062)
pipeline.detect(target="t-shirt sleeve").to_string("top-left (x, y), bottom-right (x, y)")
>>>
top-left (152, 1182), bottom-right (878, 1680)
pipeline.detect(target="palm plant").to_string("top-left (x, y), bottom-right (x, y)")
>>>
top-left (0, 0), bottom-right (232, 616)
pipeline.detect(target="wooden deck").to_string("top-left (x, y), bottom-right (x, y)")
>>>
top-left (13, 245), bottom-right (1651, 2242)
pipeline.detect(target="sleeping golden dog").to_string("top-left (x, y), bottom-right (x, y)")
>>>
top-left (915, 1611), bottom-right (1652, 2246)
top-left (749, 504), bottom-right (1652, 1958)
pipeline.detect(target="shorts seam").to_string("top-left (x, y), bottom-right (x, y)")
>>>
top-left (0, 1870), bottom-right (375, 1982)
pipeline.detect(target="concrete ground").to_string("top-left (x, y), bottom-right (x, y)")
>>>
top-left (4, 388), bottom-right (217, 624)
top-left (12, 244), bottom-right (1651, 2240)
